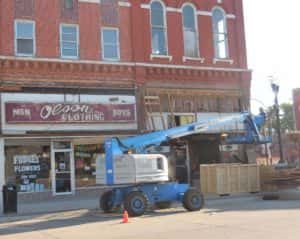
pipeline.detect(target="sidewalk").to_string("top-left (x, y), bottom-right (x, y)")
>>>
top-left (0, 194), bottom-right (259, 221)
top-left (18, 197), bottom-right (99, 215)
top-left (2, 190), bottom-right (300, 219)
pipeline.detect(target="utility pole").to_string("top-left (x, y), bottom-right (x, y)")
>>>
top-left (271, 81), bottom-right (284, 163)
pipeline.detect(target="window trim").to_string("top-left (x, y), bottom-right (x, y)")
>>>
top-left (60, 23), bottom-right (79, 59)
top-left (212, 6), bottom-right (229, 59)
top-left (213, 58), bottom-right (234, 65)
top-left (182, 56), bottom-right (205, 63)
top-left (101, 27), bottom-right (120, 61)
top-left (181, 3), bottom-right (200, 58)
top-left (150, 0), bottom-right (169, 56)
top-left (150, 54), bottom-right (172, 61)
top-left (14, 19), bottom-right (36, 57)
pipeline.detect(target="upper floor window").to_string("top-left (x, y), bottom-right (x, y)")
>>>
top-left (182, 4), bottom-right (199, 58)
top-left (61, 0), bottom-right (78, 20)
top-left (212, 8), bottom-right (229, 59)
top-left (64, 0), bottom-right (73, 9)
top-left (15, 20), bottom-right (35, 56)
top-left (15, 0), bottom-right (35, 18)
top-left (150, 1), bottom-right (167, 55)
top-left (60, 24), bottom-right (79, 59)
top-left (101, 28), bottom-right (120, 61)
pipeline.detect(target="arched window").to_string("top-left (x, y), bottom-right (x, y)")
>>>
top-left (212, 8), bottom-right (228, 59)
top-left (150, 1), bottom-right (167, 55)
top-left (182, 4), bottom-right (199, 57)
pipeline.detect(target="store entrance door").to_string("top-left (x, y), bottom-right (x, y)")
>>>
top-left (51, 142), bottom-right (74, 195)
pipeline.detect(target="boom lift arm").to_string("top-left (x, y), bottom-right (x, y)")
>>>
top-left (109, 111), bottom-right (270, 155)
top-left (100, 112), bottom-right (271, 217)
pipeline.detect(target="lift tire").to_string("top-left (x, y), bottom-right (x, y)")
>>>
top-left (183, 189), bottom-right (204, 211)
top-left (124, 191), bottom-right (148, 217)
top-left (155, 201), bottom-right (172, 210)
top-left (100, 191), bottom-right (114, 213)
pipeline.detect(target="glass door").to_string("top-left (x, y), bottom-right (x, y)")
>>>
top-left (51, 141), bottom-right (74, 195)
top-left (54, 151), bottom-right (71, 193)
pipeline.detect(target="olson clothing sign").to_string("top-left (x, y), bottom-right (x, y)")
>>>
top-left (5, 102), bottom-right (136, 124)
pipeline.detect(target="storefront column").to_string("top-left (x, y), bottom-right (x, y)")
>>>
top-left (0, 138), bottom-right (5, 215)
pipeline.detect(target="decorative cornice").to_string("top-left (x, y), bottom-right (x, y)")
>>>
top-left (0, 58), bottom-right (135, 77)
top-left (0, 56), bottom-right (251, 73)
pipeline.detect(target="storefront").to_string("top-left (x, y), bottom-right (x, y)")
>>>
top-left (142, 87), bottom-right (248, 188)
top-left (4, 138), bottom-right (107, 193)
top-left (0, 92), bottom-right (137, 214)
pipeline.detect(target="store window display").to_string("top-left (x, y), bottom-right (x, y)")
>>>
top-left (74, 144), bottom-right (104, 187)
top-left (5, 145), bottom-right (51, 192)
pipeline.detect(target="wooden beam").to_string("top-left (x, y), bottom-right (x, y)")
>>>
top-left (0, 85), bottom-right (22, 92)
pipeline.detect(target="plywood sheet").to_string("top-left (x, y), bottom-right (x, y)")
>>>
top-left (200, 164), bottom-right (261, 195)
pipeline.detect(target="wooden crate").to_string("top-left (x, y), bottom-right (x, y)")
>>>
top-left (200, 164), bottom-right (260, 195)
top-left (259, 165), bottom-right (278, 191)
top-left (259, 165), bottom-right (300, 191)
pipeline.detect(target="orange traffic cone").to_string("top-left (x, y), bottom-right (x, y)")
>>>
top-left (123, 210), bottom-right (129, 223)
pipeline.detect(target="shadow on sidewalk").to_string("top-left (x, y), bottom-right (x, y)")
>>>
top-left (0, 207), bottom-right (190, 236)
top-left (0, 210), bottom-right (121, 236)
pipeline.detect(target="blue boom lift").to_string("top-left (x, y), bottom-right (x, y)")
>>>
top-left (100, 112), bottom-right (270, 217)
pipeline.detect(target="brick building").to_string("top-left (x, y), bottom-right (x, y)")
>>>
top-left (0, 0), bottom-right (251, 214)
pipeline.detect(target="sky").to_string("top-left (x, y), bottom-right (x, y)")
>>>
top-left (243, 0), bottom-right (299, 113)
